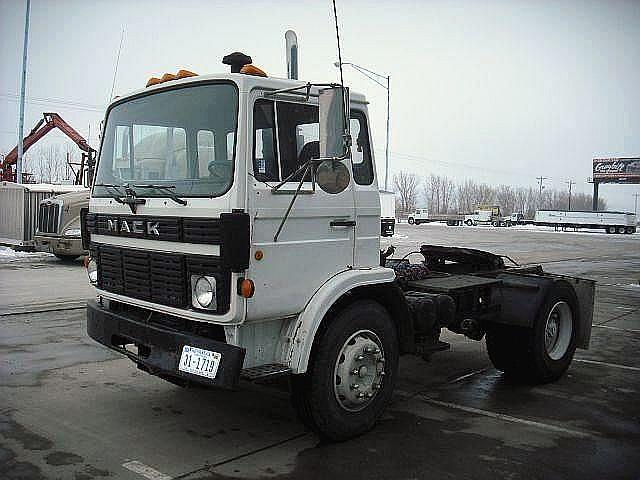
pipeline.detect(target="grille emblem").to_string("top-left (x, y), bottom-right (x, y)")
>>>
top-left (106, 218), bottom-right (160, 236)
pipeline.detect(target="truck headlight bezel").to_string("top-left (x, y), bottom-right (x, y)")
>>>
top-left (191, 275), bottom-right (218, 311)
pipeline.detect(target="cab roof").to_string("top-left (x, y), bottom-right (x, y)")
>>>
top-left (108, 73), bottom-right (367, 111)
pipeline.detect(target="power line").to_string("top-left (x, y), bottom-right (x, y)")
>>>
top-left (0, 93), bottom-right (105, 112)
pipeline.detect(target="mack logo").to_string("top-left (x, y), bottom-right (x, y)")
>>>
top-left (106, 218), bottom-right (160, 236)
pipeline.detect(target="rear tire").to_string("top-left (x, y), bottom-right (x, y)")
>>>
top-left (465, 219), bottom-right (473, 226)
top-left (626, 226), bottom-right (636, 234)
top-left (617, 226), bottom-right (626, 234)
top-left (415, 220), bottom-right (421, 225)
top-left (607, 226), bottom-right (616, 234)
top-left (486, 283), bottom-right (578, 383)
top-left (408, 217), bottom-right (415, 225)
top-left (290, 300), bottom-right (399, 442)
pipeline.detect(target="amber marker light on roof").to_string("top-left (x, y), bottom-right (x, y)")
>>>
top-left (240, 64), bottom-right (267, 77)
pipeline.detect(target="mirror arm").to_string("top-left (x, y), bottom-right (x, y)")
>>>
top-left (264, 83), bottom-right (341, 102)
top-left (273, 161), bottom-right (313, 242)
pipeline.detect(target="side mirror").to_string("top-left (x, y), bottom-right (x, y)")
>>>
top-left (318, 87), bottom-right (350, 159)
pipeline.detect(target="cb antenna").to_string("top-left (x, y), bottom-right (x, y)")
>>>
top-left (332, 0), bottom-right (348, 133)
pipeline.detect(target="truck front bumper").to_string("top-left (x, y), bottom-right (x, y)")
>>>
top-left (34, 234), bottom-right (86, 257)
top-left (87, 299), bottom-right (245, 389)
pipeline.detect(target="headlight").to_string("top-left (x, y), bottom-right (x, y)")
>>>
top-left (64, 228), bottom-right (82, 237)
top-left (191, 275), bottom-right (217, 310)
top-left (86, 258), bottom-right (98, 284)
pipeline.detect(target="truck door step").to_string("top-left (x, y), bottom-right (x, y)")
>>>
top-left (241, 363), bottom-right (291, 381)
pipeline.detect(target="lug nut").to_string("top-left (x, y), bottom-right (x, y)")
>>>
top-left (356, 355), bottom-right (364, 361)
top-left (357, 392), bottom-right (366, 399)
top-left (351, 368), bottom-right (359, 375)
top-left (350, 384), bottom-right (360, 390)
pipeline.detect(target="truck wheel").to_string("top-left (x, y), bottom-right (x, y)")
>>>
top-left (486, 284), bottom-right (578, 383)
top-left (607, 226), bottom-right (616, 234)
top-left (626, 226), bottom-right (635, 234)
top-left (408, 217), bottom-right (415, 225)
top-left (54, 254), bottom-right (79, 262)
top-left (290, 300), bottom-right (398, 442)
top-left (617, 226), bottom-right (626, 234)
top-left (491, 221), bottom-right (499, 227)
top-left (415, 220), bottom-right (421, 225)
top-left (465, 219), bottom-right (473, 226)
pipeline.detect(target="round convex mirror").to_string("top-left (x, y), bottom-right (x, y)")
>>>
top-left (316, 160), bottom-right (350, 194)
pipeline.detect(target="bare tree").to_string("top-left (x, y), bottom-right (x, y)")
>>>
top-left (22, 143), bottom-right (74, 183)
top-left (393, 171), bottom-right (419, 216)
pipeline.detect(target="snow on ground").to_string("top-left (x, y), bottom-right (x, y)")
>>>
top-left (0, 246), bottom-right (53, 262)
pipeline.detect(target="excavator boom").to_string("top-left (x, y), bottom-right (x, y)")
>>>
top-left (1, 112), bottom-right (96, 184)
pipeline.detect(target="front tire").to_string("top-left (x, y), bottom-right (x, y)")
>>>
top-left (408, 217), bottom-right (415, 225)
top-left (290, 300), bottom-right (399, 442)
top-left (465, 219), bottom-right (473, 226)
top-left (486, 283), bottom-right (578, 383)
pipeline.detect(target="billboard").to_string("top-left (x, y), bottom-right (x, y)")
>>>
top-left (592, 157), bottom-right (640, 183)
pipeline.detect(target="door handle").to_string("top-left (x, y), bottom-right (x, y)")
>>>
top-left (330, 219), bottom-right (356, 227)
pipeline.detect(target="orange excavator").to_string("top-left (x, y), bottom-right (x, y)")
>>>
top-left (1, 112), bottom-right (97, 185)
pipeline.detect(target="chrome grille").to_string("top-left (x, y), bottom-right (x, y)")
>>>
top-left (38, 202), bottom-right (61, 234)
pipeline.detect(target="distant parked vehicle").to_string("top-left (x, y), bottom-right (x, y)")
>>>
top-left (464, 205), bottom-right (511, 227)
top-left (407, 208), bottom-right (429, 225)
top-left (534, 210), bottom-right (637, 234)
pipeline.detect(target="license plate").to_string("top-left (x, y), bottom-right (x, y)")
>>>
top-left (178, 345), bottom-right (221, 379)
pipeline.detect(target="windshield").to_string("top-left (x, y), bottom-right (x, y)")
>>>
top-left (93, 82), bottom-right (238, 198)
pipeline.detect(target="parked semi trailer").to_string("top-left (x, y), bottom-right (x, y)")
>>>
top-left (534, 210), bottom-right (636, 234)
top-left (83, 50), bottom-right (595, 442)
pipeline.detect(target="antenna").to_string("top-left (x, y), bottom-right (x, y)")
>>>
top-left (108, 28), bottom-right (125, 103)
top-left (331, 0), bottom-right (348, 133)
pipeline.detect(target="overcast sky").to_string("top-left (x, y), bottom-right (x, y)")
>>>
top-left (1, 0), bottom-right (639, 211)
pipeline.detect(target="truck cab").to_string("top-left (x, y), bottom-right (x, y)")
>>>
top-left (85, 56), bottom-right (595, 442)
top-left (407, 208), bottom-right (429, 225)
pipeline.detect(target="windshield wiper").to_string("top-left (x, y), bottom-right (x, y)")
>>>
top-left (132, 184), bottom-right (188, 206)
top-left (94, 182), bottom-right (147, 213)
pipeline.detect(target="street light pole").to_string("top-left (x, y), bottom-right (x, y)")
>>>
top-left (16, 0), bottom-right (32, 184)
top-left (335, 61), bottom-right (390, 190)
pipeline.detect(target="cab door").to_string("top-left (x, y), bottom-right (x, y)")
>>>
top-left (246, 94), bottom-right (356, 321)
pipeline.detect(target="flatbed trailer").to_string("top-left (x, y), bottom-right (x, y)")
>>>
top-left (534, 210), bottom-right (637, 234)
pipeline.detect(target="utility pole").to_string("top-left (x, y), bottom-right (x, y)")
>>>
top-left (634, 193), bottom-right (639, 218)
top-left (536, 176), bottom-right (546, 208)
top-left (566, 180), bottom-right (576, 211)
top-left (16, 0), bottom-right (32, 184)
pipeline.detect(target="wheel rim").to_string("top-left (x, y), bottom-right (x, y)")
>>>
top-left (333, 329), bottom-right (385, 412)
top-left (544, 301), bottom-right (573, 360)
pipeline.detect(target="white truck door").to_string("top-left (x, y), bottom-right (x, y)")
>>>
top-left (350, 108), bottom-right (381, 268)
top-left (247, 96), bottom-right (356, 321)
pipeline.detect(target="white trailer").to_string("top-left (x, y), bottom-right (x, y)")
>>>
top-left (0, 181), bottom-right (88, 249)
top-left (534, 210), bottom-right (637, 234)
top-left (379, 191), bottom-right (396, 236)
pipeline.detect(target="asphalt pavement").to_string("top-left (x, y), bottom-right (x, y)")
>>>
top-left (1, 224), bottom-right (639, 479)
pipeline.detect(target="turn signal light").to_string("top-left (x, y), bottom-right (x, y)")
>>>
top-left (238, 278), bottom-right (255, 298)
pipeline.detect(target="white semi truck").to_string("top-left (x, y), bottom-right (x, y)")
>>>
top-left (83, 52), bottom-right (595, 441)
top-left (534, 210), bottom-right (637, 234)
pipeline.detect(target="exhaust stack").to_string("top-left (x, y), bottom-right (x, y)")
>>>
top-left (285, 30), bottom-right (298, 80)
